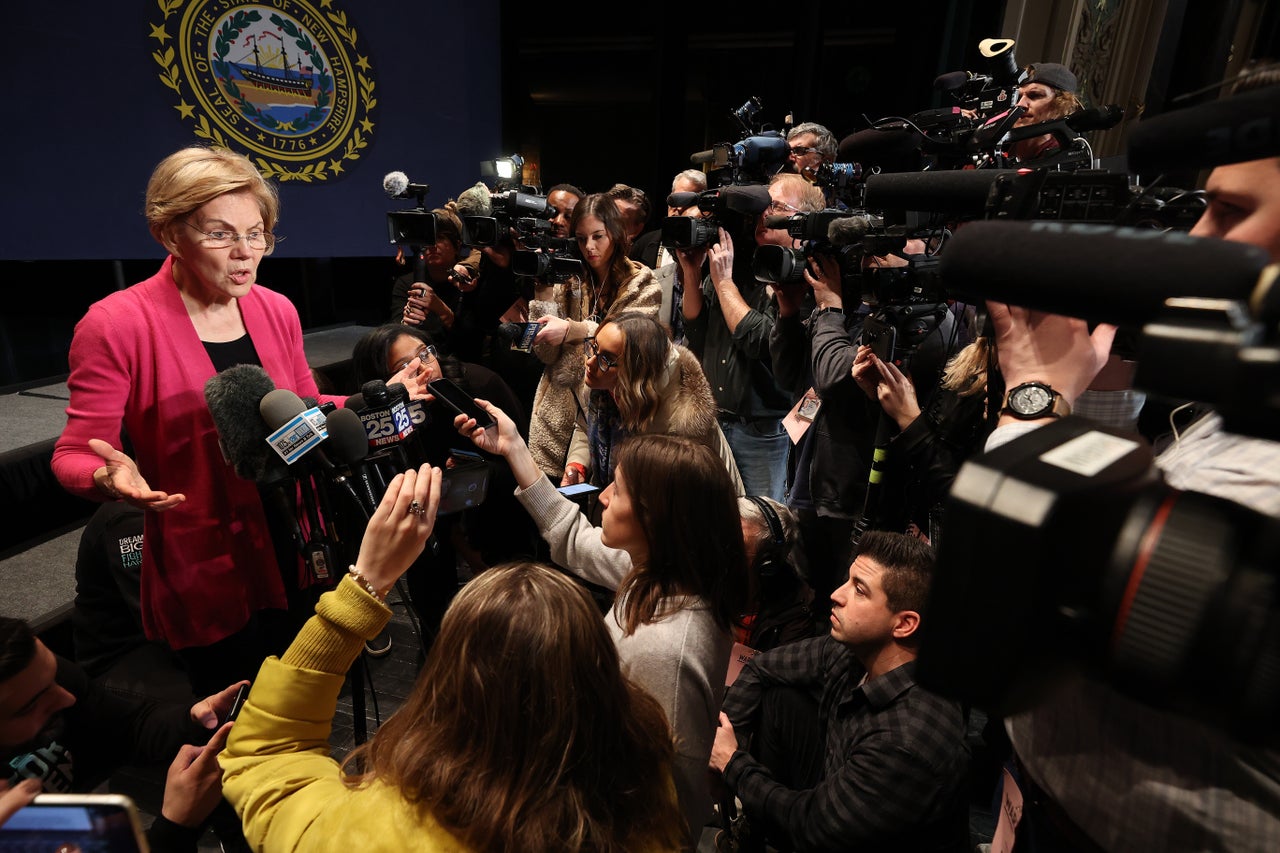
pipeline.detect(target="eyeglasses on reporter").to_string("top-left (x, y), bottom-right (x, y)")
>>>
top-left (391, 344), bottom-right (439, 375)
top-left (583, 336), bottom-right (618, 372)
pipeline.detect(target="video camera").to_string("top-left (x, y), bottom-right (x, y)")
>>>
top-left (687, 96), bottom-right (792, 186)
top-left (913, 81), bottom-right (1280, 742)
top-left (661, 184), bottom-right (772, 250)
top-left (383, 170), bottom-right (436, 247)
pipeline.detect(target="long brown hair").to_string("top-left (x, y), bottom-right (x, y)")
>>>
top-left (571, 193), bottom-right (634, 311)
top-left (343, 562), bottom-right (684, 852)
top-left (613, 435), bottom-right (747, 634)
top-left (601, 311), bottom-right (670, 431)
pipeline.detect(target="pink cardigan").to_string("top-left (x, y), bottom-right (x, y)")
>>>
top-left (53, 257), bottom-right (334, 650)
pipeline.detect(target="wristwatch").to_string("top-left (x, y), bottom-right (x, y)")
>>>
top-left (1000, 381), bottom-right (1072, 419)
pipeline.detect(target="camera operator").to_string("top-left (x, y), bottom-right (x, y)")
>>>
top-left (640, 169), bottom-right (709, 343)
top-left (678, 173), bottom-right (824, 502)
top-left (786, 121), bottom-right (837, 178)
top-left (607, 184), bottom-right (651, 252)
top-left (547, 182), bottom-right (583, 239)
top-left (1009, 63), bottom-right (1083, 163)
top-left (390, 206), bottom-right (482, 358)
top-left (975, 100), bottom-right (1280, 850)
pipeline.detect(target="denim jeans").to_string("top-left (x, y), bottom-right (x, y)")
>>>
top-left (721, 417), bottom-right (790, 502)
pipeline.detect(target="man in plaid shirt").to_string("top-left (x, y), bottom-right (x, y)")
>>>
top-left (709, 530), bottom-right (969, 852)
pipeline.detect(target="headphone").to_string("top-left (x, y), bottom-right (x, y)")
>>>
top-left (746, 495), bottom-right (787, 578)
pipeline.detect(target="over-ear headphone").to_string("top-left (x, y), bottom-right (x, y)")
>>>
top-left (746, 495), bottom-right (787, 578)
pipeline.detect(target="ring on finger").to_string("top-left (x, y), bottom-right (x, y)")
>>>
top-left (408, 499), bottom-right (426, 518)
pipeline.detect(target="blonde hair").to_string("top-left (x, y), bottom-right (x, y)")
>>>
top-left (145, 146), bottom-right (279, 253)
top-left (769, 172), bottom-right (826, 212)
top-left (940, 336), bottom-right (995, 397)
top-left (342, 562), bottom-right (685, 852)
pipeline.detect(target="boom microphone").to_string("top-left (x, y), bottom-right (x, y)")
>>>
top-left (1128, 84), bottom-right (1280, 175)
top-left (204, 365), bottom-right (279, 482)
top-left (455, 181), bottom-right (493, 217)
top-left (836, 128), bottom-right (923, 173)
top-left (934, 70), bottom-right (975, 92)
top-left (937, 220), bottom-right (1276, 325)
top-left (827, 215), bottom-right (870, 247)
top-left (1064, 105), bottom-right (1124, 132)
top-left (864, 170), bottom-right (1016, 215)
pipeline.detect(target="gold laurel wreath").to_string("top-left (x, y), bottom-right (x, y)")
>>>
top-left (151, 0), bottom-right (374, 182)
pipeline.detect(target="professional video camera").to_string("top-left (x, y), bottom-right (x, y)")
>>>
top-left (383, 170), bottom-right (435, 247)
top-left (914, 82), bottom-right (1280, 742)
top-left (463, 188), bottom-right (555, 247)
top-left (749, 209), bottom-right (874, 284)
top-left (689, 96), bottom-right (791, 186)
top-left (807, 161), bottom-right (866, 206)
top-left (661, 184), bottom-right (771, 249)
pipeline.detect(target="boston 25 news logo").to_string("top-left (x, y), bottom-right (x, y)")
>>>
top-left (150, 0), bottom-right (376, 182)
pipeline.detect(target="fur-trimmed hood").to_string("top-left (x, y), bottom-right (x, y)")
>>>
top-left (647, 344), bottom-right (719, 441)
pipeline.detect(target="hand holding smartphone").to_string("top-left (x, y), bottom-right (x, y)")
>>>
top-left (428, 378), bottom-right (495, 429)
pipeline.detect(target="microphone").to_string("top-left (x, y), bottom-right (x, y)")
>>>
top-left (325, 408), bottom-right (379, 514)
top-left (836, 128), bottom-right (923, 173)
top-left (348, 380), bottom-right (416, 472)
top-left (937, 220), bottom-right (1276, 325)
top-left (864, 170), bottom-right (1016, 215)
top-left (204, 365), bottom-right (280, 482)
top-left (827, 216), bottom-right (870, 247)
top-left (763, 214), bottom-right (794, 229)
top-left (716, 184), bottom-right (772, 216)
top-left (1065, 105), bottom-right (1124, 132)
top-left (1128, 84), bottom-right (1280, 175)
top-left (455, 181), bottom-right (493, 217)
top-left (691, 148), bottom-right (720, 165)
top-left (934, 70), bottom-right (972, 91)
top-left (667, 191), bottom-right (700, 209)
top-left (383, 170), bottom-right (430, 199)
top-left (259, 389), bottom-right (338, 473)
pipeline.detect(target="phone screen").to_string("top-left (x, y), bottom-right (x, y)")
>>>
top-left (428, 378), bottom-right (496, 429)
top-left (556, 482), bottom-right (600, 498)
top-left (3, 796), bottom-right (147, 852)
top-left (439, 461), bottom-right (490, 515)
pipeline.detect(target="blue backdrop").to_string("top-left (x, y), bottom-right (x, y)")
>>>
top-left (2, 0), bottom-right (501, 260)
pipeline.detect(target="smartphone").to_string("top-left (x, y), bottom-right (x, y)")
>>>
top-left (556, 482), bottom-right (600, 499)
top-left (428, 377), bottom-right (495, 429)
top-left (221, 683), bottom-right (250, 726)
top-left (860, 316), bottom-right (898, 366)
top-left (513, 321), bottom-right (540, 353)
top-left (439, 460), bottom-right (490, 516)
top-left (2, 794), bottom-right (149, 852)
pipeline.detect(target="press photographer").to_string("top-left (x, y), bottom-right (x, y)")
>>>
top-left (916, 76), bottom-right (1280, 851)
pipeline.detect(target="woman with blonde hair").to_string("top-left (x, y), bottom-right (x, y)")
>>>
top-left (221, 466), bottom-right (686, 852)
top-left (527, 193), bottom-right (661, 481)
top-left (566, 310), bottom-right (742, 492)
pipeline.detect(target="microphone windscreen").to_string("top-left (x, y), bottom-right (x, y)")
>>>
top-left (361, 379), bottom-right (390, 405)
top-left (762, 214), bottom-right (793, 229)
top-left (383, 171), bottom-right (409, 198)
top-left (204, 365), bottom-right (277, 481)
top-left (344, 393), bottom-right (367, 411)
top-left (864, 170), bottom-right (1014, 215)
top-left (934, 71), bottom-right (970, 91)
top-left (719, 184), bottom-right (772, 216)
top-left (455, 182), bottom-right (493, 217)
top-left (1065, 105), bottom-right (1124, 132)
top-left (667, 191), bottom-right (699, 208)
top-left (690, 148), bottom-right (718, 165)
top-left (837, 128), bottom-right (925, 174)
top-left (939, 221), bottom-right (1273, 324)
top-left (259, 388), bottom-right (307, 430)
top-left (1128, 85), bottom-right (1280, 175)
top-left (828, 216), bottom-right (870, 247)
top-left (326, 408), bottom-right (369, 465)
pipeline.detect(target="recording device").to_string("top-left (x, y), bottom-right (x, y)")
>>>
top-left (661, 185), bottom-right (771, 249)
top-left (220, 683), bottom-right (250, 726)
top-left (917, 416), bottom-right (1279, 744)
top-left (428, 377), bottom-right (496, 429)
top-left (511, 248), bottom-right (584, 281)
top-left (691, 134), bottom-right (790, 185)
top-left (204, 365), bottom-right (286, 483)
top-left (3, 794), bottom-right (148, 852)
top-left (439, 450), bottom-right (491, 516)
top-left (384, 170), bottom-right (436, 247)
top-left (1128, 83), bottom-right (1280, 176)
top-left (556, 482), bottom-right (600, 499)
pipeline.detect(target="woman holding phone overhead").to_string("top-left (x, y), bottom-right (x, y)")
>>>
top-left (526, 194), bottom-right (661, 482)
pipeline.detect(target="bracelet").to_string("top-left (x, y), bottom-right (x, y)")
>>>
top-left (813, 306), bottom-right (844, 318)
top-left (348, 565), bottom-right (388, 602)
top-left (565, 462), bottom-right (587, 479)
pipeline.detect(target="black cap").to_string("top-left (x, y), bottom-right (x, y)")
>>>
top-left (1020, 63), bottom-right (1078, 95)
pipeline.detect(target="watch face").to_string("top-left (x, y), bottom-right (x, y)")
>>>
top-left (1011, 384), bottom-right (1053, 415)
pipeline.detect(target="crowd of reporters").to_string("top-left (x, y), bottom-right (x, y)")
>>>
top-left (5, 54), bottom-right (1279, 853)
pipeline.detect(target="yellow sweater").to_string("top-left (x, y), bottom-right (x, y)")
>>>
top-left (219, 577), bottom-right (471, 852)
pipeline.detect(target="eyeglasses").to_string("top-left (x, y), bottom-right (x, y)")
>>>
top-left (182, 220), bottom-right (275, 251)
top-left (789, 145), bottom-right (818, 156)
top-left (583, 336), bottom-right (618, 372)
top-left (390, 344), bottom-right (438, 376)
top-left (767, 199), bottom-right (802, 216)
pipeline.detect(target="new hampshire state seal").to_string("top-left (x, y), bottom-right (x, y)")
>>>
top-left (150, 0), bottom-right (376, 182)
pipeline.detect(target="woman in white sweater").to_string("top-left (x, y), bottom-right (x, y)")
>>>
top-left (457, 402), bottom-right (747, 849)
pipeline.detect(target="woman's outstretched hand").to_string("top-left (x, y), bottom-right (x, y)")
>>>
top-left (353, 464), bottom-right (442, 593)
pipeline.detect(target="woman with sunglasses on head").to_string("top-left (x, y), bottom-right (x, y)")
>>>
top-left (527, 193), bottom-right (661, 483)
top-left (52, 147), bottom-right (428, 696)
top-left (457, 404), bottom-right (747, 849)
top-left (565, 311), bottom-right (743, 495)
